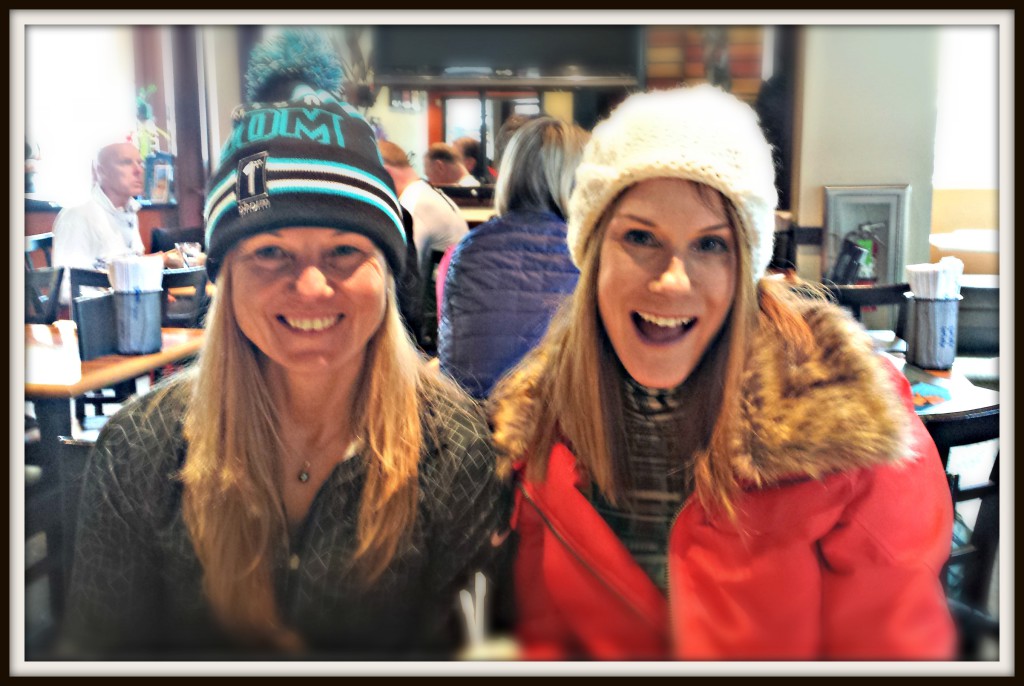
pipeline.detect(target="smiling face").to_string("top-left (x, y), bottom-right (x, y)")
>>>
top-left (229, 227), bottom-right (388, 382)
top-left (597, 178), bottom-right (738, 389)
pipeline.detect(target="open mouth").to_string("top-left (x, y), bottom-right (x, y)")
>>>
top-left (279, 314), bottom-right (343, 333)
top-left (632, 311), bottom-right (695, 344)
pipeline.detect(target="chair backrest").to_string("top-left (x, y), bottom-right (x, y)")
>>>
top-left (160, 266), bottom-right (209, 328)
top-left (25, 232), bottom-right (54, 270)
top-left (922, 406), bottom-right (998, 472)
top-left (73, 291), bottom-right (118, 360)
top-left (419, 248), bottom-right (447, 355)
top-left (25, 266), bottom-right (65, 324)
top-left (433, 184), bottom-right (494, 207)
top-left (68, 267), bottom-right (112, 324)
top-left (823, 282), bottom-right (911, 336)
top-left (56, 436), bottom-right (95, 598)
top-left (68, 267), bottom-right (111, 298)
top-left (150, 226), bottom-right (205, 254)
top-left (957, 282), bottom-right (999, 357)
top-left (922, 406), bottom-right (999, 659)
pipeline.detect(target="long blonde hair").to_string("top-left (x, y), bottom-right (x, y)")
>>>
top-left (491, 187), bottom-right (814, 520)
top-left (178, 255), bottom-right (433, 650)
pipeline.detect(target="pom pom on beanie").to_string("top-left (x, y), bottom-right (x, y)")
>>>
top-left (204, 29), bottom-right (405, 282)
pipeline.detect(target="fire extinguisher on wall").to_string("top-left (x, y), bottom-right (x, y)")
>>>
top-left (843, 221), bottom-right (886, 283)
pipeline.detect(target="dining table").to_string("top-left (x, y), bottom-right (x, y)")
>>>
top-left (459, 206), bottom-right (496, 228)
top-left (881, 352), bottom-right (999, 419)
top-left (24, 323), bottom-right (205, 455)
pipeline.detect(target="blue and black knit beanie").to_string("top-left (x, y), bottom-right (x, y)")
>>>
top-left (204, 29), bottom-right (405, 281)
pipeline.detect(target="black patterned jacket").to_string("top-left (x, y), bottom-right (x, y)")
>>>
top-left (62, 378), bottom-right (511, 660)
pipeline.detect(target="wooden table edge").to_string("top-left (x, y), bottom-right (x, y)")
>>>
top-left (25, 328), bottom-right (204, 399)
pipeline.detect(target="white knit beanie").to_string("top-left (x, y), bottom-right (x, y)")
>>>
top-left (566, 84), bottom-right (777, 282)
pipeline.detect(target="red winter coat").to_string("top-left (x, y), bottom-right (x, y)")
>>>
top-left (502, 302), bottom-right (957, 660)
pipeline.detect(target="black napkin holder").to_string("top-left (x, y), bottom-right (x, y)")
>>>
top-left (72, 292), bottom-right (118, 361)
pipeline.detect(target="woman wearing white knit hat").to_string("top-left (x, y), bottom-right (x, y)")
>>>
top-left (490, 85), bottom-right (955, 660)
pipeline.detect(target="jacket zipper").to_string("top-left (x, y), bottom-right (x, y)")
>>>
top-left (664, 497), bottom-right (690, 654)
top-left (518, 483), bottom-right (661, 629)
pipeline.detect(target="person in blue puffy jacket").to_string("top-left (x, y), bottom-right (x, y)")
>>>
top-left (438, 117), bottom-right (589, 399)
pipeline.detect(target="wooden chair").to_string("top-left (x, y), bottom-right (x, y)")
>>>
top-left (68, 267), bottom-right (112, 316)
top-left (25, 266), bottom-right (65, 325)
top-left (823, 282), bottom-right (911, 339)
top-left (25, 232), bottom-right (54, 271)
top-left (922, 406), bottom-right (1000, 660)
top-left (957, 281), bottom-right (999, 357)
top-left (24, 436), bottom-right (94, 659)
top-left (149, 226), bottom-right (205, 255)
top-left (419, 248), bottom-right (447, 356)
top-left (25, 456), bottom-right (63, 655)
top-left (68, 268), bottom-right (136, 425)
top-left (433, 184), bottom-right (494, 208)
top-left (160, 266), bottom-right (209, 329)
top-left (56, 437), bottom-right (94, 591)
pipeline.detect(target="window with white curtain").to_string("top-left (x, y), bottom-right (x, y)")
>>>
top-left (932, 25), bottom-right (998, 190)
top-left (25, 25), bottom-right (137, 206)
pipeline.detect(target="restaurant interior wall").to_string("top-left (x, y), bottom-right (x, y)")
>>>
top-left (25, 26), bottom-right (137, 208)
top-left (793, 25), bottom-right (941, 284)
top-left (928, 25), bottom-right (999, 275)
top-left (201, 26), bottom-right (242, 176)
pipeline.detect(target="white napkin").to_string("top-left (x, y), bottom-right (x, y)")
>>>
top-left (107, 254), bottom-right (165, 292)
top-left (905, 258), bottom-right (963, 300)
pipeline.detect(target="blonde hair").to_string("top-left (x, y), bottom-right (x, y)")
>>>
top-left (178, 254), bottom-right (440, 650)
top-left (491, 184), bottom-right (814, 519)
top-left (494, 117), bottom-right (589, 220)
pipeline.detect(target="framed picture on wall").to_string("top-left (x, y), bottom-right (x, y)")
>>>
top-left (823, 184), bottom-right (910, 286)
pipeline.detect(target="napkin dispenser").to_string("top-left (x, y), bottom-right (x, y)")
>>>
top-left (107, 255), bottom-right (164, 355)
top-left (114, 291), bottom-right (162, 354)
top-left (904, 258), bottom-right (965, 370)
top-left (905, 294), bottom-right (961, 371)
top-left (73, 292), bottom-right (118, 361)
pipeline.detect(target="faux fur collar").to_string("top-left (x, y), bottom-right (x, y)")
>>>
top-left (491, 299), bottom-right (913, 487)
top-left (730, 298), bottom-right (912, 486)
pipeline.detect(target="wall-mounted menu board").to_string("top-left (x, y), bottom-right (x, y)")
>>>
top-left (372, 25), bottom-right (644, 88)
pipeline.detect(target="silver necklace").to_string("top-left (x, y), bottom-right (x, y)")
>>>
top-left (295, 440), bottom-right (359, 484)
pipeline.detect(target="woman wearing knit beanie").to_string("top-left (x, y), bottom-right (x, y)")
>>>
top-left (490, 85), bottom-right (955, 660)
top-left (62, 29), bottom-right (510, 659)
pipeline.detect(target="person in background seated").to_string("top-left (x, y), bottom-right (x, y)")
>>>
top-left (52, 141), bottom-right (185, 304)
top-left (62, 29), bottom-right (510, 660)
top-left (438, 117), bottom-right (588, 400)
top-left (453, 136), bottom-right (496, 185)
top-left (379, 140), bottom-right (468, 283)
top-left (489, 85), bottom-right (956, 660)
top-left (424, 142), bottom-right (480, 188)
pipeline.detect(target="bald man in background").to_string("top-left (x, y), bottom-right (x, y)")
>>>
top-left (379, 140), bottom-right (469, 281)
top-left (423, 142), bottom-right (480, 188)
top-left (53, 142), bottom-right (181, 303)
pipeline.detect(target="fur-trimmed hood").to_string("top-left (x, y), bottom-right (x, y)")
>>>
top-left (490, 298), bottom-right (914, 488)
